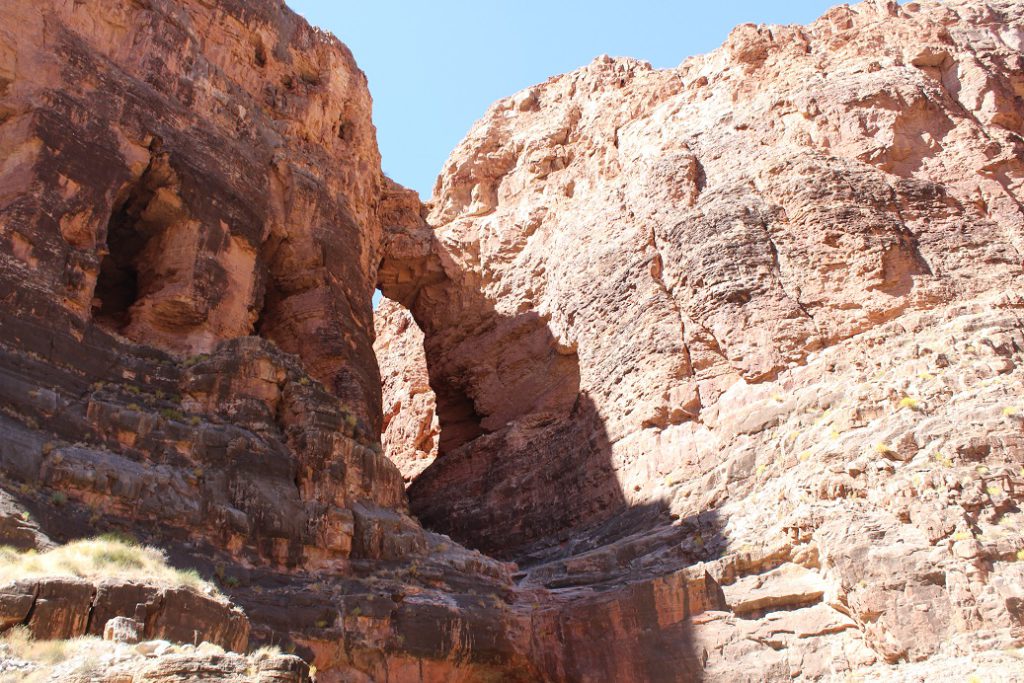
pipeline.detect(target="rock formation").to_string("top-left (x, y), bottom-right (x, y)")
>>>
top-left (1, 0), bottom-right (1023, 680)
top-left (377, 0), bottom-right (1024, 678)
top-left (375, 300), bottom-right (439, 483)
top-left (0, 1), bottom-right (534, 681)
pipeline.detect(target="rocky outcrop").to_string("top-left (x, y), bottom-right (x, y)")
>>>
top-left (1, 577), bottom-right (249, 651)
top-left (374, 299), bottom-right (439, 483)
top-left (0, 0), bottom-right (384, 428)
top-left (0, 1), bottom-right (536, 681)
top-left (3, 0), bottom-right (1024, 680)
top-left (376, 0), bottom-right (1024, 679)
top-left (381, 0), bottom-right (1024, 555)
top-left (0, 638), bottom-right (312, 683)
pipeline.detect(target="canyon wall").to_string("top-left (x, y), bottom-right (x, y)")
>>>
top-left (0, 1), bottom-right (538, 681)
top-left (377, 0), bottom-right (1024, 678)
top-left (0, 0), bottom-right (1023, 681)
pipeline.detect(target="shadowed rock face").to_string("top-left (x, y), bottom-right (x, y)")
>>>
top-left (0, 2), bottom-right (540, 681)
top-left (4, 0), bottom-right (1024, 681)
top-left (376, 0), bottom-right (1024, 678)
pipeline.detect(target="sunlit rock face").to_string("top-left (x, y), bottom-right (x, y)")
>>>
top-left (0, 2), bottom-right (537, 682)
top-left (0, 0), bottom-right (388, 428)
top-left (374, 298), bottom-right (439, 484)
top-left (4, 0), bottom-right (1024, 680)
top-left (376, 0), bottom-right (1024, 678)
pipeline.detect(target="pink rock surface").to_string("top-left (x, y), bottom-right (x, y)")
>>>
top-left (376, 0), bottom-right (1024, 678)
top-left (374, 298), bottom-right (439, 483)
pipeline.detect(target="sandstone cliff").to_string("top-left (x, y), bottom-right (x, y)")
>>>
top-left (377, 0), bottom-right (1024, 678)
top-left (1, 0), bottom-right (1023, 681)
top-left (0, 1), bottom-right (536, 681)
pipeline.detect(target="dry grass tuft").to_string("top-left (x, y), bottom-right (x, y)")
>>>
top-left (0, 536), bottom-right (211, 592)
top-left (0, 627), bottom-right (109, 683)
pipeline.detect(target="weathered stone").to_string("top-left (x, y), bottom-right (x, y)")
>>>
top-left (104, 616), bottom-right (143, 644)
top-left (3, 0), bottom-right (1024, 681)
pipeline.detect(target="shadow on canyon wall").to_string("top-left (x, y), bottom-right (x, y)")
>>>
top-left (378, 224), bottom-right (725, 682)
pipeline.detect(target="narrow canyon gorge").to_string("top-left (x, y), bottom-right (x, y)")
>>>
top-left (1, 0), bottom-right (1024, 680)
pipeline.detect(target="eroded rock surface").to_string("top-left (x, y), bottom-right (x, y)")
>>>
top-left (0, 1), bottom-right (536, 681)
top-left (376, 0), bottom-right (1024, 679)
top-left (0, 0), bottom-right (384, 428)
top-left (3, 0), bottom-right (1024, 680)
top-left (374, 299), bottom-right (439, 483)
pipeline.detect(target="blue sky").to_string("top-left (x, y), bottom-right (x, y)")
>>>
top-left (289, 1), bottom-right (841, 200)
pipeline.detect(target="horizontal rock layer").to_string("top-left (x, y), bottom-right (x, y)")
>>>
top-left (376, 0), bottom-right (1024, 679)
top-left (2, 0), bottom-right (1024, 681)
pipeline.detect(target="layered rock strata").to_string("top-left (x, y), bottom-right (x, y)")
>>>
top-left (0, 1), bottom-right (535, 681)
top-left (376, 0), bottom-right (1024, 678)
top-left (1, 0), bottom-right (1024, 680)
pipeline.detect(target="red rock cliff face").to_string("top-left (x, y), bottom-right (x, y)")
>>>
top-left (0, 0), bottom-right (383, 426)
top-left (3, 0), bottom-right (1024, 681)
top-left (381, 0), bottom-right (1024, 547)
top-left (0, 2), bottom-right (539, 682)
top-left (377, 0), bottom-right (1024, 678)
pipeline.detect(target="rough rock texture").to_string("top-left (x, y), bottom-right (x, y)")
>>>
top-left (0, 639), bottom-right (312, 683)
top-left (0, 576), bottom-right (249, 651)
top-left (4, 0), bottom-right (1024, 680)
top-left (0, 1), bottom-right (536, 681)
top-left (376, 0), bottom-right (1024, 679)
top-left (0, 0), bottom-right (384, 428)
top-left (374, 299), bottom-right (439, 483)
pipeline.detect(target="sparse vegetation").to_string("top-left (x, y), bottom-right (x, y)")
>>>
top-left (3, 625), bottom-right (286, 683)
top-left (0, 537), bottom-right (212, 591)
top-left (183, 353), bottom-right (210, 368)
top-left (898, 397), bottom-right (921, 411)
top-left (160, 408), bottom-right (185, 422)
top-left (0, 626), bottom-right (111, 683)
top-left (874, 442), bottom-right (895, 457)
top-left (251, 645), bottom-right (283, 660)
top-left (1, 628), bottom-right (148, 682)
